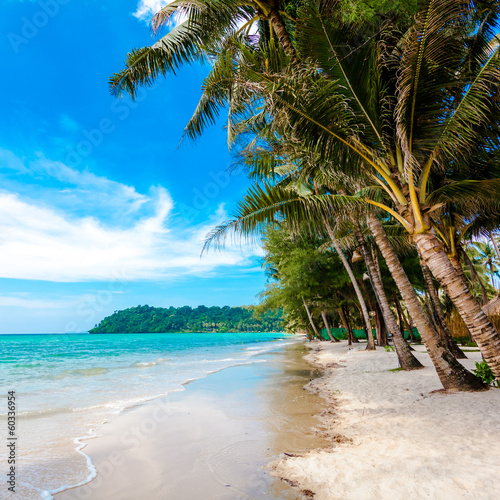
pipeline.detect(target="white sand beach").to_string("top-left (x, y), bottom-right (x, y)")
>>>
top-left (55, 342), bottom-right (328, 500)
top-left (270, 341), bottom-right (500, 500)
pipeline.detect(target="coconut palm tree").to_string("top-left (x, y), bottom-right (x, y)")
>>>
top-left (471, 241), bottom-right (499, 290)
top-left (109, 0), bottom-right (297, 103)
top-left (109, 0), bottom-right (497, 387)
top-left (193, 0), bottom-right (500, 380)
top-left (353, 224), bottom-right (423, 368)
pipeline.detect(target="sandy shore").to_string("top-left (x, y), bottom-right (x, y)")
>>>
top-left (270, 341), bottom-right (500, 500)
top-left (56, 342), bottom-right (328, 500)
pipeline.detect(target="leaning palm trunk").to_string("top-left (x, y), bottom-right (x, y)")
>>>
top-left (354, 229), bottom-right (423, 369)
top-left (338, 305), bottom-right (358, 344)
top-left (327, 228), bottom-right (375, 350)
top-left (413, 231), bottom-right (500, 380)
top-left (394, 295), bottom-right (415, 349)
top-left (461, 251), bottom-right (489, 306)
top-left (368, 214), bottom-right (483, 391)
top-left (321, 311), bottom-right (339, 342)
top-left (303, 299), bottom-right (321, 340)
top-left (419, 256), bottom-right (466, 359)
top-left (374, 305), bottom-right (387, 346)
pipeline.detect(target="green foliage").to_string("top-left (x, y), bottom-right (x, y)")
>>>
top-left (89, 305), bottom-right (283, 334)
top-left (473, 361), bottom-right (499, 387)
top-left (257, 223), bottom-right (364, 334)
top-left (454, 337), bottom-right (478, 347)
top-left (384, 345), bottom-right (395, 352)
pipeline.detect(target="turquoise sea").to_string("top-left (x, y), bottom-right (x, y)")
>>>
top-left (0, 332), bottom-right (295, 499)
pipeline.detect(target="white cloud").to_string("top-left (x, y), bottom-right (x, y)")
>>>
top-left (0, 152), bottom-right (260, 282)
top-left (0, 296), bottom-right (67, 309)
top-left (134, 0), bottom-right (169, 20)
top-left (59, 114), bottom-right (80, 133)
top-left (134, 0), bottom-right (189, 28)
top-left (0, 150), bottom-right (149, 219)
top-left (0, 149), bottom-right (29, 173)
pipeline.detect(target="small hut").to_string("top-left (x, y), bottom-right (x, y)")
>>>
top-left (483, 296), bottom-right (500, 332)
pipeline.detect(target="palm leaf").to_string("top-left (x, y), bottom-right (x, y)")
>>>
top-left (203, 182), bottom-right (365, 251)
top-left (426, 179), bottom-right (500, 212)
top-left (109, 20), bottom-right (206, 98)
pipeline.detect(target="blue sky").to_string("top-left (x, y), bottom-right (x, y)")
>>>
top-left (0, 0), bottom-right (266, 333)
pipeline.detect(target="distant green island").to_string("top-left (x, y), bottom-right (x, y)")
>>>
top-left (89, 305), bottom-right (284, 333)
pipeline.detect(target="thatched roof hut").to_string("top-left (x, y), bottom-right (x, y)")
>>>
top-left (483, 296), bottom-right (500, 316)
top-left (446, 296), bottom-right (500, 341)
top-left (483, 296), bottom-right (500, 332)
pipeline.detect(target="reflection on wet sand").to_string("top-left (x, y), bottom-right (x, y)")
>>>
top-left (57, 341), bottom-right (328, 500)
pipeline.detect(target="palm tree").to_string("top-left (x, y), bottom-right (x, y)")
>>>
top-left (353, 224), bottom-right (423, 368)
top-left (327, 229), bottom-right (376, 350)
top-left (110, 0), bottom-right (497, 387)
top-left (471, 241), bottom-right (499, 291)
top-left (109, 0), bottom-right (296, 103)
top-left (194, 0), bottom-right (500, 379)
top-left (419, 256), bottom-right (467, 359)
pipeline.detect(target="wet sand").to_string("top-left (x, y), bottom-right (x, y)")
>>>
top-left (56, 341), bottom-right (327, 500)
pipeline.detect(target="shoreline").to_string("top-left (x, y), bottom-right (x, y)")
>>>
top-left (56, 341), bottom-right (328, 500)
top-left (8, 333), bottom-right (298, 500)
top-left (272, 341), bottom-right (500, 500)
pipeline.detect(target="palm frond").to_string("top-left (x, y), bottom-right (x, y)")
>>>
top-left (395, 0), bottom-right (475, 158)
top-left (203, 182), bottom-right (364, 252)
top-left (429, 42), bottom-right (500, 163)
top-left (295, 2), bottom-right (390, 148)
top-left (109, 20), bottom-right (205, 98)
top-left (427, 179), bottom-right (500, 211)
top-left (110, 0), bottom-right (255, 98)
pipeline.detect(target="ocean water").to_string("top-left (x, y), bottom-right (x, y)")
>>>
top-left (0, 332), bottom-right (295, 499)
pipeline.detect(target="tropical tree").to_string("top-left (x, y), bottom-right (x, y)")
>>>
top-left (191, 0), bottom-right (500, 383)
top-left (261, 223), bottom-right (364, 339)
top-left (471, 241), bottom-right (499, 291)
top-left (110, 0), bottom-right (499, 388)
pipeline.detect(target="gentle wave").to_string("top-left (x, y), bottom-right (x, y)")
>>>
top-left (13, 362), bottom-right (42, 368)
top-left (133, 361), bottom-right (157, 368)
top-left (53, 367), bottom-right (110, 379)
top-left (40, 431), bottom-right (98, 500)
top-left (0, 406), bottom-right (73, 419)
top-left (132, 357), bottom-right (172, 368)
top-left (200, 357), bottom-right (240, 363)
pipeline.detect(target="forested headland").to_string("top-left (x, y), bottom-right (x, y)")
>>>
top-left (89, 305), bottom-right (283, 333)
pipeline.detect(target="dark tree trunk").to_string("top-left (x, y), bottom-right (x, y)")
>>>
top-left (268, 9), bottom-right (294, 55)
top-left (358, 278), bottom-right (377, 350)
top-left (375, 303), bottom-right (388, 346)
top-left (420, 256), bottom-right (467, 359)
top-left (354, 227), bottom-right (422, 368)
top-left (413, 230), bottom-right (500, 380)
top-left (394, 295), bottom-right (415, 350)
top-left (368, 213), bottom-right (484, 391)
top-left (339, 305), bottom-right (358, 344)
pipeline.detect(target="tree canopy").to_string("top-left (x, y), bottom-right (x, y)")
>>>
top-left (89, 305), bottom-right (283, 333)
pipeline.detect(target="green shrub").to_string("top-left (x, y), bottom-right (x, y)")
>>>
top-left (473, 361), bottom-right (498, 387)
top-left (453, 336), bottom-right (478, 347)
